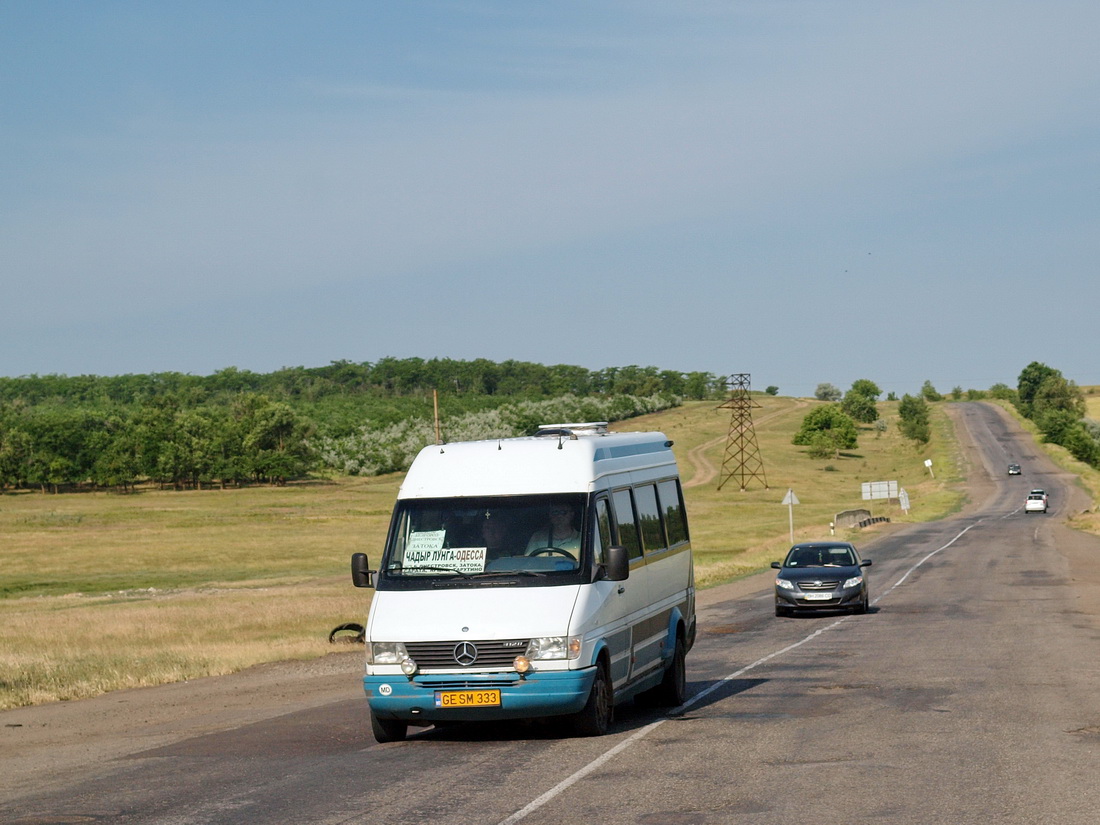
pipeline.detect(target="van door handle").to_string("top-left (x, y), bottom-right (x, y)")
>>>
top-left (617, 586), bottom-right (625, 594)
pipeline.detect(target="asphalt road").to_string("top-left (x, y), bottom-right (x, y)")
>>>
top-left (4, 402), bottom-right (1100, 824)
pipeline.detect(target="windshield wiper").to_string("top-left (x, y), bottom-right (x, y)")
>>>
top-left (467, 569), bottom-right (546, 579)
top-left (384, 564), bottom-right (472, 580)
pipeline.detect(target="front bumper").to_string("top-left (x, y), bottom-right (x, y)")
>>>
top-left (364, 668), bottom-right (595, 724)
top-left (776, 585), bottom-right (865, 610)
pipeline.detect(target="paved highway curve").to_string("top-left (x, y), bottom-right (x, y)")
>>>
top-left (3, 402), bottom-right (1099, 824)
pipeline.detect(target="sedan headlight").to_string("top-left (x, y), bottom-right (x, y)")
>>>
top-left (525, 636), bottom-right (582, 660)
top-left (775, 578), bottom-right (795, 590)
top-left (842, 575), bottom-right (864, 589)
top-left (368, 641), bottom-right (409, 665)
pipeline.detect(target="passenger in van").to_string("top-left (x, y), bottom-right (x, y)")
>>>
top-left (525, 505), bottom-right (581, 557)
top-left (480, 513), bottom-right (512, 561)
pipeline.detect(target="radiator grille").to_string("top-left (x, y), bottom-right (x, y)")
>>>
top-left (798, 580), bottom-right (840, 591)
top-left (405, 639), bottom-right (529, 669)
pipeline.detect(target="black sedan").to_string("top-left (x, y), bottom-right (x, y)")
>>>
top-left (772, 541), bottom-right (872, 617)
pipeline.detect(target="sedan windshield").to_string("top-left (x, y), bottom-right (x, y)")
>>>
top-left (379, 494), bottom-right (589, 586)
top-left (784, 545), bottom-right (856, 567)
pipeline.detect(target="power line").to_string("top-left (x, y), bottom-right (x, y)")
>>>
top-left (717, 373), bottom-right (768, 492)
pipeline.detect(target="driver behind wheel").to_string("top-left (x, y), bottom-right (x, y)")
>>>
top-left (525, 505), bottom-right (581, 556)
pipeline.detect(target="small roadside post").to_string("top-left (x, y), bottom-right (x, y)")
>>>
top-left (924, 458), bottom-right (934, 479)
top-left (781, 488), bottom-right (799, 544)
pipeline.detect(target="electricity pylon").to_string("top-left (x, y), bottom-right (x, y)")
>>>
top-left (717, 373), bottom-right (768, 491)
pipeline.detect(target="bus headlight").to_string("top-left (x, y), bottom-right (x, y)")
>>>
top-left (525, 636), bottom-right (582, 660)
top-left (368, 641), bottom-right (409, 665)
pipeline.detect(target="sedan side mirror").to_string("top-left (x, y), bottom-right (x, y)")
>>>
top-left (861, 559), bottom-right (873, 568)
top-left (770, 561), bottom-right (781, 569)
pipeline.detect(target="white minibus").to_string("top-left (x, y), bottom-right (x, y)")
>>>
top-left (351, 422), bottom-right (696, 742)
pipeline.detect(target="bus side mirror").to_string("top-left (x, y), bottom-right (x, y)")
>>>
top-left (603, 545), bottom-right (629, 582)
top-left (351, 553), bottom-right (375, 588)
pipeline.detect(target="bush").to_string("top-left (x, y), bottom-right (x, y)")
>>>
top-left (841, 391), bottom-right (878, 424)
top-left (897, 394), bottom-right (931, 444)
top-left (920, 380), bottom-right (943, 402)
top-left (793, 405), bottom-right (858, 454)
top-left (316, 393), bottom-right (680, 476)
top-left (1063, 425), bottom-right (1100, 466)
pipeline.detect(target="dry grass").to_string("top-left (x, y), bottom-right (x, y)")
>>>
top-left (1, 475), bottom-right (399, 709)
top-left (1, 398), bottom-right (968, 709)
top-left (636, 396), bottom-right (965, 575)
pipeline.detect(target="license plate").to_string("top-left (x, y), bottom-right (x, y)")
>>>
top-left (434, 689), bottom-right (502, 708)
top-left (803, 592), bottom-right (833, 601)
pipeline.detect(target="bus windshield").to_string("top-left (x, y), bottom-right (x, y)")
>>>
top-left (380, 494), bottom-right (589, 583)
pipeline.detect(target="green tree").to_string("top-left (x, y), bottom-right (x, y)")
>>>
top-left (764, 386), bottom-right (779, 396)
top-left (897, 394), bottom-right (931, 443)
top-left (684, 372), bottom-right (713, 400)
top-left (240, 399), bottom-right (313, 484)
top-left (814, 383), bottom-right (842, 402)
top-left (1062, 424), bottom-right (1100, 466)
top-left (849, 379), bottom-right (881, 399)
top-left (841, 391), bottom-right (878, 424)
top-left (920, 380), bottom-right (942, 402)
top-left (792, 405), bottom-right (858, 454)
top-left (1017, 362), bottom-right (1058, 413)
top-left (839, 379), bottom-right (880, 424)
top-left (1031, 373), bottom-right (1085, 421)
top-left (0, 424), bottom-right (32, 489)
top-left (89, 414), bottom-right (142, 491)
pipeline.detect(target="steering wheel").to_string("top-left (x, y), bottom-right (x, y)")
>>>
top-left (528, 547), bottom-right (576, 561)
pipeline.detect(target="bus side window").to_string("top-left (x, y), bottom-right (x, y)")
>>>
top-left (658, 478), bottom-right (689, 546)
top-left (633, 483), bottom-right (666, 554)
top-left (591, 497), bottom-right (613, 565)
top-left (611, 488), bottom-right (643, 560)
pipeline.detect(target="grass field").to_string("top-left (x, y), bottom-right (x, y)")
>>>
top-left (0, 396), bottom-right (975, 709)
top-left (1084, 384), bottom-right (1100, 420)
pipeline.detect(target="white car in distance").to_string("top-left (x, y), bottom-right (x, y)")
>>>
top-left (1024, 493), bottom-right (1048, 514)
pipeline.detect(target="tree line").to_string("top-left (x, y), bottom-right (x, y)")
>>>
top-left (794, 366), bottom-right (1099, 465)
top-left (1014, 361), bottom-right (1100, 468)
top-left (0, 358), bottom-right (730, 493)
top-left (0, 358), bottom-right (728, 407)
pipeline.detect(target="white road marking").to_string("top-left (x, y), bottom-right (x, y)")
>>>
top-left (495, 519), bottom-right (984, 825)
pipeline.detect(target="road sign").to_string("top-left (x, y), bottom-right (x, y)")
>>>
top-left (861, 480), bottom-right (898, 500)
top-left (781, 488), bottom-right (799, 542)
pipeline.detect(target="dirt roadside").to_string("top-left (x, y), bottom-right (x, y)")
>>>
top-left (3, 403), bottom-right (1098, 801)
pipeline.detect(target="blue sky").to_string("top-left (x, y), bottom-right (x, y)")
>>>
top-left (2, 1), bottom-right (1098, 398)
